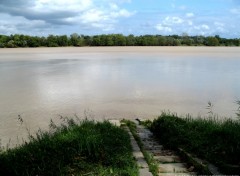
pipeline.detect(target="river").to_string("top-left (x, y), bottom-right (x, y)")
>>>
top-left (0, 47), bottom-right (240, 146)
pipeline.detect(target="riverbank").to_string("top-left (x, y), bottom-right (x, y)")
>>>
top-left (1, 113), bottom-right (240, 175)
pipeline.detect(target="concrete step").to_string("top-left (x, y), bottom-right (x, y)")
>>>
top-left (144, 145), bottom-right (163, 151)
top-left (154, 155), bottom-right (181, 163)
top-left (158, 163), bottom-right (189, 173)
top-left (134, 123), bottom-right (198, 175)
top-left (139, 168), bottom-right (153, 176)
top-left (158, 172), bottom-right (197, 176)
top-left (151, 149), bottom-right (176, 156)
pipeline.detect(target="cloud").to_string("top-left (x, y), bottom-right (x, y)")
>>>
top-left (214, 22), bottom-right (224, 27)
top-left (201, 24), bottom-right (209, 30)
top-left (0, 0), bottom-right (136, 34)
top-left (186, 13), bottom-right (194, 18)
top-left (187, 24), bottom-right (211, 35)
top-left (110, 3), bottom-right (119, 10)
top-left (80, 9), bottom-right (108, 23)
top-left (230, 8), bottom-right (240, 15)
top-left (214, 22), bottom-right (225, 32)
top-left (155, 13), bottom-right (216, 36)
top-left (111, 9), bottom-right (136, 18)
top-left (0, 0), bottom-right (239, 38)
top-left (187, 20), bottom-right (193, 26)
top-left (33, 0), bottom-right (93, 13)
top-left (163, 16), bottom-right (184, 25)
top-left (0, 13), bottom-right (50, 35)
top-left (155, 16), bottom-right (187, 34)
top-left (0, 0), bottom-right (90, 25)
top-left (155, 24), bottom-right (172, 32)
top-left (194, 24), bottom-right (210, 30)
top-left (155, 16), bottom-right (186, 34)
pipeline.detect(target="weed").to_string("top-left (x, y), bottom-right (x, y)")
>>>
top-left (139, 119), bottom-right (153, 128)
top-left (206, 101), bottom-right (214, 116)
top-left (236, 100), bottom-right (240, 119)
top-left (150, 112), bottom-right (240, 174)
top-left (0, 119), bottom-right (138, 176)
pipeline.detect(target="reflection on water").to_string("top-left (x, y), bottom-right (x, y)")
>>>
top-left (0, 48), bottom-right (240, 146)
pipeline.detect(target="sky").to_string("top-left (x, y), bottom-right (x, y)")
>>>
top-left (0, 0), bottom-right (239, 38)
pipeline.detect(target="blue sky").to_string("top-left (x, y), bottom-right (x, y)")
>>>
top-left (0, 0), bottom-right (239, 38)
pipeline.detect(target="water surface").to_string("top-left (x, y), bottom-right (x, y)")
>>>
top-left (0, 47), bottom-right (240, 146)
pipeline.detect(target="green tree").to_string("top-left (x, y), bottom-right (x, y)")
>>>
top-left (173, 39), bottom-right (181, 46)
top-left (157, 36), bottom-right (167, 46)
top-left (6, 40), bottom-right (16, 48)
top-left (207, 37), bottom-right (219, 46)
top-left (142, 35), bottom-right (158, 46)
top-left (57, 35), bottom-right (68, 46)
top-left (70, 33), bottom-right (79, 46)
top-left (83, 35), bottom-right (92, 46)
top-left (113, 34), bottom-right (126, 46)
top-left (126, 34), bottom-right (135, 46)
top-left (47, 35), bottom-right (59, 47)
top-left (181, 33), bottom-right (193, 46)
top-left (0, 35), bottom-right (9, 47)
top-left (165, 37), bottom-right (175, 46)
top-left (106, 35), bottom-right (114, 46)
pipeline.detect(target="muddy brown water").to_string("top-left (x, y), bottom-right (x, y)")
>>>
top-left (0, 47), bottom-right (240, 146)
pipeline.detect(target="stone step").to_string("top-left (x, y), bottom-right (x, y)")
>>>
top-left (154, 155), bottom-right (181, 163)
top-left (142, 140), bottom-right (160, 145)
top-left (151, 149), bottom-right (176, 156)
top-left (134, 124), bottom-right (197, 175)
top-left (158, 163), bottom-right (189, 173)
top-left (139, 168), bottom-right (153, 176)
top-left (144, 145), bottom-right (163, 151)
top-left (158, 172), bottom-right (197, 176)
top-left (137, 157), bottom-right (149, 168)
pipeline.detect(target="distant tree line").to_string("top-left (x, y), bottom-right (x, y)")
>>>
top-left (0, 33), bottom-right (239, 48)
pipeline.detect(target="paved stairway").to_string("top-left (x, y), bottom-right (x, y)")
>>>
top-left (136, 124), bottom-right (197, 176)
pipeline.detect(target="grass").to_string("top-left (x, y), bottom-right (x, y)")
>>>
top-left (150, 112), bottom-right (240, 174)
top-left (0, 117), bottom-right (138, 176)
top-left (121, 119), bottom-right (159, 176)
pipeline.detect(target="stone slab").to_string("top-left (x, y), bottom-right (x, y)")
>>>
top-left (138, 132), bottom-right (152, 139)
top-left (144, 145), bottom-right (163, 151)
top-left (137, 157), bottom-right (149, 168)
top-left (159, 163), bottom-right (188, 173)
top-left (152, 150), bottom-right (176, 156)
top-left (154, 155), bottom-right (181, 163)
top-left (133, 151), bottom-right (144, 158)
top-left (158, 173), bottom-right (196, 176)
top-left (139, 168), bottom-right (153, 176)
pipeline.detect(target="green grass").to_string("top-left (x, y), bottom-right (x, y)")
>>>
top-left (150, 112), bottom-right (240, 174)
top-left (0, 118), bottom-right (138, 176)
